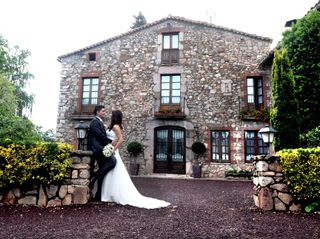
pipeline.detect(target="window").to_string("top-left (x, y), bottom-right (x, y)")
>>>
top-left (211, 131), bottom-right (230, 162)
top-left (82, 77), bottom-right (99, 105)
top-left (161, 33), bottom-right (179, 64)
top-left (247, 77), bottom-right (263, 109)
top-left (163, 33), bottom-right (179, 49)
top-left (88, 52), bottom-right (96, 61)
top-left (161, 75), bottom-right (181, 105)
top-left (245, 131), bottom-right (269, 162)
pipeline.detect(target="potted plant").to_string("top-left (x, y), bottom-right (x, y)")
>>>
top-left (191, 141), bottom-right (206, 178)
top-left (240, 107), bottom-right (270, 123)
top-left (127, 141), bottom-right (143, 175)
top-left (154, 107), bottom-right (186, 119)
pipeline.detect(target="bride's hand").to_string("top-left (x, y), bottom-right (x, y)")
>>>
top-left (111, 140), bottom-right (117, 146)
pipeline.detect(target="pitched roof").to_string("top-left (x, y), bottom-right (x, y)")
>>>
top-left (57, 15), bottom-right (272, 61)
top-left (258, 50), bottom-right (274, 69)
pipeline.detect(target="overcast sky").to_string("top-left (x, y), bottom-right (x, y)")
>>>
top-left (0, 0), bottom-right (318, 131)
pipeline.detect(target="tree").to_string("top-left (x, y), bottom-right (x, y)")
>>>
top-left (131, 12), bottom-right (147, 29)
top-left (270, 49), bottom-right (299, 150)
top-left (0, 36), bottom-right (10, 73)
top-left (0, 107), bottom-right (41, 146)
top-left (0, 34), bottom-right (34, 116)
top-left (35, 127), bottom-right (56, 142)
top-left (0, 74), bottom-right (17, 114)
top-left (281, 10), bottom-right (320, 134)
top-left (0, 35), bottom-right (44, 145)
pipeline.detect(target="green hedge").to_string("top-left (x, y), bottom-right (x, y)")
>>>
top-left (277, 147), bottom-right (320, 203)
top-left (0, 142), bottom-right (73, 189)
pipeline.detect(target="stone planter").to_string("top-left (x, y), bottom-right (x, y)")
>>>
top-left (192, 164), bottom-right (202, 178)
top-left (129, 162), bottom-right (140, 176)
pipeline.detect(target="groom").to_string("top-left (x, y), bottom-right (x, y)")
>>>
top-left (87, 105), bottom-right (116, 201)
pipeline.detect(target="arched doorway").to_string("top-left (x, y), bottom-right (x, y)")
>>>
top-left (154, 126), bottom-right (186, 174)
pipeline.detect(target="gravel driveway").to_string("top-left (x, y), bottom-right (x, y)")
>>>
top-left (0, 177), bottom-right (319, 239)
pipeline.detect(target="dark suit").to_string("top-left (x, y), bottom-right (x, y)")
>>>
top-left (87, 116), bottom-right (116, 200)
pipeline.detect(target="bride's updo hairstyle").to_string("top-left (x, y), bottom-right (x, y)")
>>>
top-left (108, 110), bottom-right (123, 130)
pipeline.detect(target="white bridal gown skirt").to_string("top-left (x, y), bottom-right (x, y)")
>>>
top-left (101, 151), bottom-right (170, 209)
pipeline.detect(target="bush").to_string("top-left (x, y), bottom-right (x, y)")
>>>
top-left (191, 142), bottom-right (206, 155)
top-left (127, 141), bottom-right (143, 157)
top-left (0, 107), bottom-right (41, 146)
top-left (277, 147), bottom-right (320, 205)
top-left (300, 125), bottom-right (320, 148)
top-left (225, 168), bottom-right (253, 178)
top-left (0, 142), bottom-right (73, 189)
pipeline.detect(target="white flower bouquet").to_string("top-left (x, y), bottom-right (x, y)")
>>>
top-left (103, 144), bottom-right (114, 158)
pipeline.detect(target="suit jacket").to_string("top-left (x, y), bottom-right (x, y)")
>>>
top-left (87, 117), bottom-right (112, 156)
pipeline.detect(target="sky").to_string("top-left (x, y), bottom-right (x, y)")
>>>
top-left (0, 0), bottom-right (318, 131)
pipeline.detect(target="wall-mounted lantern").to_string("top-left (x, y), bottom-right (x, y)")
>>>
top-left (74, 121), bottom-right (89, 150)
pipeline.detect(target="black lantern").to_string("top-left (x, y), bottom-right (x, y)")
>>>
top-left (74, 121), bottom-right (89, 150)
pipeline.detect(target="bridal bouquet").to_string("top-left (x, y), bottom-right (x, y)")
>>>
top-left (103, 144), bottom-right (114, 158)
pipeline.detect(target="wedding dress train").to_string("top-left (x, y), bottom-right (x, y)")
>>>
top-left (101, 129), bottom-right (170, 209)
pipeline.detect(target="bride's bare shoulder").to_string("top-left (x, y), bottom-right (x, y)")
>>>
top-left (112, 124), bottom-right (122, 133)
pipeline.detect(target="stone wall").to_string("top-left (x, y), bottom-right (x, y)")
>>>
top-left (0, 151), bottom-right (91, 207)
top-left (252, 155), bottom-right (301, 212)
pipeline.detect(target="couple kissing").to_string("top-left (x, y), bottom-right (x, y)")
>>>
top-left (87, 105), bottom-right (170, 209)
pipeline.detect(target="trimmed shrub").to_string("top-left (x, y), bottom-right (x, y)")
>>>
top-left (277, 147), bottom-right (320, 204)
top-left (0, 142), bottom-right (73, 189)
top-left (191, 142), bottom-right (206, 155)
top-left (127, 141), bottom-right (143, 157)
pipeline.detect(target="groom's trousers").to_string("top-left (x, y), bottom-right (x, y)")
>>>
top-left (91, 153), bottom-right (117, 200)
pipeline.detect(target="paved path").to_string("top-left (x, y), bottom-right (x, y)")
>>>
top-left (0, 177), bottom-right (319, 238)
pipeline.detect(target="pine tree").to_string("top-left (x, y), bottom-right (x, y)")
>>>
top-left (131, 12), bottom-right (147, 29)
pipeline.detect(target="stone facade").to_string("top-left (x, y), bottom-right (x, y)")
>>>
top-left (252, 155), bottom-right (301, 212)
top-left (56, 16), bottom-right (272, 178)
top-left (0, 151), bottom-right (91, 207)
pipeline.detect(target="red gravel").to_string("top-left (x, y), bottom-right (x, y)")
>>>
top-left (0, 177), bottom-right (319, 239)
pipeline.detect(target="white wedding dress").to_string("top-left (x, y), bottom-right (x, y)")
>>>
top-left (101, 129), bottom-right (171, 209)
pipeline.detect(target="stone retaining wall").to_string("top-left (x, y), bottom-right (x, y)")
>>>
top-left (0, 151), bottom-right (92, 207)
top-left (252, 155), bottom-right (301, 212)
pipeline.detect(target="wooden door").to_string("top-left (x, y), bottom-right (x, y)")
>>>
top-left (154, 127), bottom-right (185, 174)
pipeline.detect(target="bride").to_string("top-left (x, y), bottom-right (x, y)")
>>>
top-left (101, 110), bottom-right (170, 209)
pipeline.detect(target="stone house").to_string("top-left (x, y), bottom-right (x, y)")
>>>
top-left (56, 16), bottom-right (273, 178)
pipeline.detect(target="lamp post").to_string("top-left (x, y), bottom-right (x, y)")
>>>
top-left (258, 125), bottom-right (277, 156)
top-left (74, 121), bottom-right (89, 150)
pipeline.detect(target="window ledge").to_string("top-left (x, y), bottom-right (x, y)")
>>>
top-left (154, 112), bottom-right (186, 119)
top-left (71, 115), bottom-right (94, 120)
top-left (240, 115), bottom-right (269, 122)
top-left (210, 162), bottom-right (231, 164)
